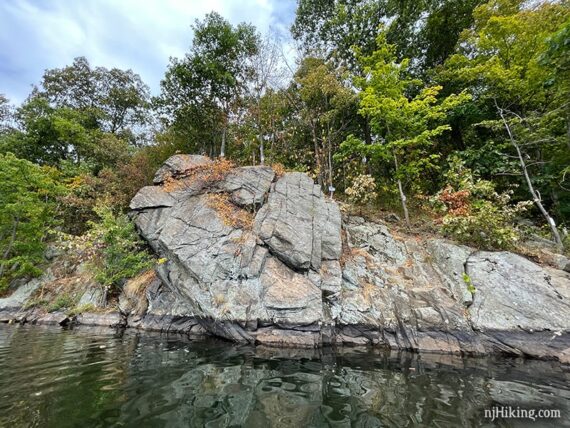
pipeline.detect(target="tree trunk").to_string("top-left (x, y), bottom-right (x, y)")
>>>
top-left (220, 126), bottom-right (227, 158)
top-left (259, 135), bottom-right (265, 165)
top-left (311, 122), bottom-right (323, 186)
top-left (498, 107), bottom-right (563, 248)
top-left (394, 154), bottom-right (410, 229)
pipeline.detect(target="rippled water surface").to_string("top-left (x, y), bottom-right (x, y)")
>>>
top-left (0, 325), bottom-right (569, 427)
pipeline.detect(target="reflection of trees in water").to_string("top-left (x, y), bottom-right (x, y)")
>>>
top-left (1, 327), bottom-right (569, 427)
top-left (0, 326), bottom-right (133, 427)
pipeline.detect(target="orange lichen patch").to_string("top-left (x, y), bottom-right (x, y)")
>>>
top-left (271, 163), bottom-right (286, 178)
top-left (361, 281), bottom-right (377, 304)
top-left (162, 158), bottom-right (235, 192)
top-left (207, 193), bottom-right (253, 230)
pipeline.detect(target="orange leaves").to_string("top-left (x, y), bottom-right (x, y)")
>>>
top-left (438, 186), bottom-right (471, 217)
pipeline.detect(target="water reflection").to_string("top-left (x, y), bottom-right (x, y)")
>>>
top-left (0, 325), bottom-right (568, 427)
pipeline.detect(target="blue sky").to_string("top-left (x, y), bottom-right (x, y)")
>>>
top-left (0, 0), bottom-right (297, 104)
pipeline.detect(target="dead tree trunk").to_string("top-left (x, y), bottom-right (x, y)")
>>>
top-left (393, 153), bottom-right (410, 229)
top-left (497, 106), bottom-right (563, 248)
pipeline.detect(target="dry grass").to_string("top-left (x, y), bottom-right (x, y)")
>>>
top-left (271, 163), bottom-right (287, 178)
top-left (212, 293), bottom-right (226, 307)
top-left (361, 281), bottom-right (376, 304)
top-left (123, 269), bottom-right (156, 297)
top-left (163, 158), bottom-right (235, 192)
top-left (207, 193), bottom-right (254, 230)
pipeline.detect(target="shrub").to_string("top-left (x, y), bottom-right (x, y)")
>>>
top-left (47, 293), bottom-right (75, 313)
top-left (345, 174), bottom-right (378, 206)
top-left (432, 156), bottom-right (531, 250)
top-left (88, 204), bottom-right (153, 289)
top-left (0, 153), bottom-right (63, 293)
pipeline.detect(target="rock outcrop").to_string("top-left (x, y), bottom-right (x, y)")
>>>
top-left (2, 154), bottom-right (569, 363)
top-left (125, 155), bottom-right (570, 361)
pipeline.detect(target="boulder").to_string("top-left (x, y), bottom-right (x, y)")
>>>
top-left (254, 172), bottom-right (341, 270)
top-left (218, 166), bottom-right (275, 206)
top-left (467, 251), bottom-right (570, 332)
top-left (153, 154), bottom-right (212, 184)
top-left (3, 153), bottom-right (569, 362)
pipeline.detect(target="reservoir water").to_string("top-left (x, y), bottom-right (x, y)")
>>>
top-left (0, 324), bottom-right (568, 427)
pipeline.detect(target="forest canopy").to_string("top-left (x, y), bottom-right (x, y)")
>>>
top-left (1, 0), bottom-right (569, 292)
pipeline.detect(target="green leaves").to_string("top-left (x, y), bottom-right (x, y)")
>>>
top-left (88, 204), bottom-right (152, 289)
top-left (0, 153), bottom-right (63, 292)
top-left (348, 32), bottom-right (470, 190)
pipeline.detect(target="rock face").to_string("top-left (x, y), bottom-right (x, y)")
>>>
top-left (126, 155), bottom-right (570, 361)
top-left (3, 154), bottom-right (569, 362)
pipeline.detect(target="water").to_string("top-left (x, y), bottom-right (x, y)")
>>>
top-left (0, 325), bottom-right (568, 427)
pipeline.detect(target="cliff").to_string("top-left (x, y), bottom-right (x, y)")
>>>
top-left (1, 154), bottom-right (570, 362)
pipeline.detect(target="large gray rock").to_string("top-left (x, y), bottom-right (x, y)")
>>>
top-left (153, 154), bottom-right (212, 184)
top-left (123, 155), bottom-right (568, 360)
top-left (467, 251), bottom-right (570, 332)
top-left (218, 166), bottom-right (275, 206)
top-left (130, 160), bottom-right (341, 344)
top-left (0, 270), bottom-right (54, 310)
top-left (254, 172), bottom-right (341, 270)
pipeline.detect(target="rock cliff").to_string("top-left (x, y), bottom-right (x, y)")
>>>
top-left (126, 155), bottom-right (570, 361)
top-left (1, 154), bottom-right (569, 362)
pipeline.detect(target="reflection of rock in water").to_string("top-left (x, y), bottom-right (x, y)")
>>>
top-left (1, 326), bottom-right (569, 427)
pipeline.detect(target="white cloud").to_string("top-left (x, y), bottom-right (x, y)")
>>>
top-left (0, 0), bottom-right (296, 103)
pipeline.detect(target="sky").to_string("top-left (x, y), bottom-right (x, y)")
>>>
top-left (0, 0), bottom-right (297, 104)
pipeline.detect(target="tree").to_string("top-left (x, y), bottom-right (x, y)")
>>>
top-left (338, 33), bottom-right (469, 227)
top-left (294, 57), bottom-right (356, 188)
top-left (0, 153), bottom-right (62, 292)
top-left (291, 0), bottom-right (483, 75)
top-left (246, 33), bottom-right (287, 164)
top-left (0, 94), bottom-right (12, 132)
top-left (37, 57), bottom-right (151, 140)
top-left (158, 12), bottom-right (259, 157)
top-left (440, 0), bottom-right (570, 245)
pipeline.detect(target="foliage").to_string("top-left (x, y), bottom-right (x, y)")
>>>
top-left (345, 174), bottom-right (378, 206)
top-left (438, 0), bottom-right (570, 229)
top-left (157, 12), bottom-right (260, 156)
top-left (292, 0), bottom-right (483, 74)
top-left (88, 204), bottom-right (153, 289)
top-left (462, 273), bottom-right (476, 294)
top-left (0, 153), bottom-right (63, 292)
top-left (47, 293), bottom-right (75, 313)
top-left (432, 156), bottom-right (531, 249)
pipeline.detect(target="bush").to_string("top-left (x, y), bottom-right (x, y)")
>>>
top-left (345, 174), bottom-right (378, 206)
top-left (0, 153), bottom-right (63, 293)
top-left (432, 156), bottom-right (531, 250)
top-left (88, 204), bottom-right (153, 289)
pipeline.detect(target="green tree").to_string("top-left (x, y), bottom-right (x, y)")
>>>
top-left (338, 33), bottom-right (469, 226)
top-left (291, 0), bottom-right (483, 74)
top-left (440, 0), bottom-right (570, 245)
top-left (0, 153), bottom-right (63, 292)
top-left (157, 12), bottom-right (259, 157)
top-left (37, 56), bottom-right (151, 140)
top-left (294, 57), bottom-right (357, 188)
